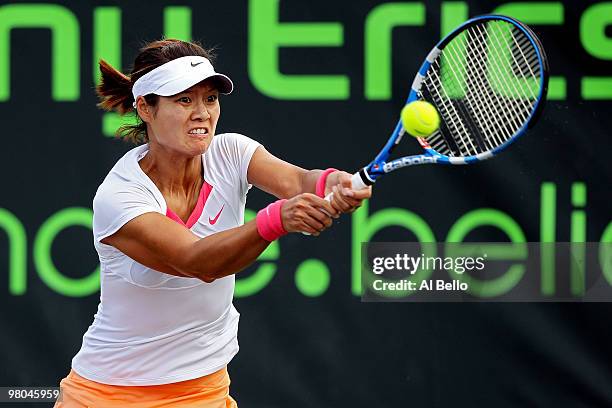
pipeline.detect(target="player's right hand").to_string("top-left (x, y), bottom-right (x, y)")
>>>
top-left (281, 193), bottom-right (338, 236)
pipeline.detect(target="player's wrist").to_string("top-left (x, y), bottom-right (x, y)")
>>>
top-left (316, 168), bottom-right (338, 198)
top-left (256, 199), bottom-right (288, 241)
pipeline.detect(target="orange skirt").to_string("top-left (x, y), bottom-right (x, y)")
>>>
top-left (54, 368), bottom-right (237, 408)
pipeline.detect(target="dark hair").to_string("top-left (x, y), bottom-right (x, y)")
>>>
top-left (97, 39), bottom-right (215, 144)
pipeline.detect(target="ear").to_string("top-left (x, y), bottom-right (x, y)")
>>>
top-left (135, 96), bottom-right (153, 123)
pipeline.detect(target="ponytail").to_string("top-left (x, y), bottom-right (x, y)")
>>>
top-left (96, 59), bottom-right (133, 114)
top-left (96, 59), bottom-right (151, 144)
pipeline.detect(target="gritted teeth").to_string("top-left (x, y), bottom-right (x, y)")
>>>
top-left (188, 128), bottom-right (208, 135)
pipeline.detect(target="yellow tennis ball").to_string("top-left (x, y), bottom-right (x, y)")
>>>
top-left (401, 101), bottom-right (440, 138)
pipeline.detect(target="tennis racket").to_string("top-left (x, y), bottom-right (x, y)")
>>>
top-left (347, 14), bottom-right (549, 191)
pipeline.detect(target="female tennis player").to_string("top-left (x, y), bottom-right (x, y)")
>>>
top-left (54, 39), bottom-right (370, 407)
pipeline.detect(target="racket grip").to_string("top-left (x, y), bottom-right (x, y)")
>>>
top-left (322, 172), bottom-right (367, 201)
top-left (350, 171), bottom-right (369, 190)
top-left (321, 171), bottom-right (367, 210)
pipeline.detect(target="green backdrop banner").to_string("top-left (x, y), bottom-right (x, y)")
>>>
top-left (1, 1), bottom-right (611, 406)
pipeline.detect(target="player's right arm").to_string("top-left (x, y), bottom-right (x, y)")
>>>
top-left (100, 193), bottom-right (336, 283)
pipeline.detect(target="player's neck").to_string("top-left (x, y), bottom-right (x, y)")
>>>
top-left (139, 144), bottom-right (203, 194)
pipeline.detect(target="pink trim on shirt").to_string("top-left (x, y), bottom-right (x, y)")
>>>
top-left (165, 181), bottom-right (213, 228)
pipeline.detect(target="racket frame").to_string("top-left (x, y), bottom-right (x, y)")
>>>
top-left (355, 14), bottom-right (550, 189)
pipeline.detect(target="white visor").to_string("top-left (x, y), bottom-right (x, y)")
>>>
top-left (131, 56), bottom-right (233, 104)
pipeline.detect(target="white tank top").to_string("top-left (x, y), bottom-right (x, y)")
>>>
top-left (72, 133), bottom-right (260, 385)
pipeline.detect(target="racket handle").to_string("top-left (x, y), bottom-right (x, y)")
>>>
top-left (322, 172), bottom-right (368, 201)
top-left (321, 171), bottom-right (368, 210)
top-left (350, 171), bottom-right (369, 190)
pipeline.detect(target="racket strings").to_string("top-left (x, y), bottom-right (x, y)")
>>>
top-left (423, 34), bottom-right (483, 156)
top-left (470, 22), bottom-right (538, 144)
top-left (470, 26), bottom-right (522, 133)
top-left (481, 24), bottom-right (538, 106)
top-left (445, 30), bottom-right (507, 150)
top-left (419, 20), bottom-right (542, 158)
top-left (467, 26), bottom-right (525, 144)
top-left (419, 87), bottom-right (463, 156)
top-left (426, 68), bottom-right (476, 155)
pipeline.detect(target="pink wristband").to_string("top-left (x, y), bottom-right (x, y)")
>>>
top-left (256, 199), bottom-right (288, 241)
top-left (315, 168), bottom-right (338, 198)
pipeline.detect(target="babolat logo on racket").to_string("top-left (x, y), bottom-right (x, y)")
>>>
top-left (383, 156), bottom-right (439, 172)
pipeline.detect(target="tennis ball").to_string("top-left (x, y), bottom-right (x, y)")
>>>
top-left (401, 101), bottom-right (440, 138)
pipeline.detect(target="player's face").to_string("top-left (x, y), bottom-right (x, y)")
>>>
top-left (147, 80), bottom-right (220, 156)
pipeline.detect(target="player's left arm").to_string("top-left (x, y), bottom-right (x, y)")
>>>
top-left (247, 146), bottom-right (371, 213)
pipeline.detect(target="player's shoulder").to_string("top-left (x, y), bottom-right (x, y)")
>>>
top-left (211, 132), bottom-right (257, 148)
top-left (207, 133), bottom-right (260, 162)
top-left (94, 144), bottom-right (157, 205)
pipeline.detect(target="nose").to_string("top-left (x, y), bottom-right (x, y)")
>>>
top-left (191, 102), bottom-right (210, 121)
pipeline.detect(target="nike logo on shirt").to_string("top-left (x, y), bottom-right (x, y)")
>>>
top-left (209, 204), bottom-right (225, 225)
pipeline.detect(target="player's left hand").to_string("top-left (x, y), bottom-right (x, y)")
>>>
top-left (325, 171), bottom-right (372, 214)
